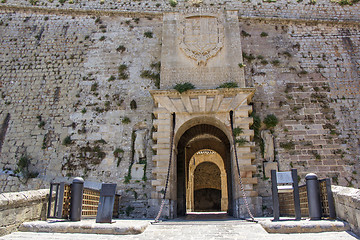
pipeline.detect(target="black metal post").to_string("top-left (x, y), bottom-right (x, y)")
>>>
top-left (305, 173), bottom-right (322, 220)
top-left (47, 183), bottom-right (54, 218)
top-left (271, 169), bottom-right (280, 221)
top-left (70, 177), bottom-right (84, 221)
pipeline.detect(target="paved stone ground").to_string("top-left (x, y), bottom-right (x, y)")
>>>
top-left (1, 213), bottom-right (359, 240)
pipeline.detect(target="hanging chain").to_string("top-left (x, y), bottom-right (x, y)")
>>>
top-left (153, 112), bottom-right (255, 223)
top-left (154, 113), bottom-right (176, 223)
top-left (230, 111), bottom-right (256, 222)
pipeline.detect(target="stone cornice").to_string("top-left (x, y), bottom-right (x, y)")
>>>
top-left (150, 88), bottom-right (255, 98)
top-left (150, 88), bottom-right (255, 114)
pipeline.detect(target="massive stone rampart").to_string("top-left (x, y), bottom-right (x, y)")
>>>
top-left (0, 0), bottom-right (359, 218)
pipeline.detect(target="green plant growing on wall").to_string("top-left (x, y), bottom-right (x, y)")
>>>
top-left (242, 52), bottom-right (256, 62)
top-left (174, 82), bottom-right (195, 93)
top-left (144, 31), bottom-right (153, 38)
top-left (38, 121), bottom-right (45, 128)
top-left (91, 82), bottom-right (98, 92)
top-left (122, 117), bottom-right (131, 124)
top-left (140, 62), bottom-right (160, 89)
top-left (238, 63), bottom-right (245, 68)
top-left (241, 30), bottom-right (251, 37)
top-left (313, 152), bottom-right (321, 160)
top-left (95, 17), bottom-right (101, 24)
top-left (118, 64), bottom-right (129, 80)
top-left (105, 101), bottom-right (111, 111)
top-left (250, 113), bottom-right (261, 140)
top-left (169, 0), bottom-right (178, 7)
top-left (236, 138), bottom-right (249, 146)
top-left (116, 45), bottom-right (126, 53)
top-left (140, 70), bottom-right (160, 88)
top-left (271, 59), bottom-right (281, 66)
top-left (338, 0), bottom-right (359, 5)
top-left (260, 59), bottom-right (268, 65)
top-left (63, 135), bottom-right (73, 146)
top-left (233, 127), bottom-right (244, 137)
top-left (114, 148), bottom-right (124, 167)
top-left (142, 162), bottom-right (147, 181)
top-left (150, 62), bottom-right (161, 71)
top-left (217, 82), bottom-right (238, 89)
top-left (280, 141), bottom-right (295, 150)
top-left (99, 36), bottom-right (106, 41)
top-left (124, 165), bottom-right (132, 183)
top-left (263, 114), bottom-right (278, 128)
top-left (14, 154), bottom-right (39, 183)
top-left (29, 0), bottom-right (38, 5)
top-left (125, 206), bottom-right (134, 216)
top-left (108, 75), bottom-right (115, 81)
top-left (298, 70), bottom-right (308, 75)
top-left (260, 32), bottom-right (268, 37)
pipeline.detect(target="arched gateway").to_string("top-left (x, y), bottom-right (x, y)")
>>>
top-left (148, 89), bottom-right (261, 218)
top-left (147, 9), bottom-right (262, 219)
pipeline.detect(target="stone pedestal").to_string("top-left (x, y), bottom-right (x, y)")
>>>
top-left (131, 163), bottom-right (145, 180)
top-left (264, 162), bottom-right (278, 179)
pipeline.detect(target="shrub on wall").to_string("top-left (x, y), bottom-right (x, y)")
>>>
top-left (217, 82), bottom-right (238, 89)
top-left (174, 82), bottom-right (195, 93)
top-left (263, 114), bottom-right (278, 128)
top-left (169, 0), bottom-right (178, 7)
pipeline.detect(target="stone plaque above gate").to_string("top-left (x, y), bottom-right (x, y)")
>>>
top-left (178, 15), bottom-right (224, 66)
top-left (161, 9), bottom-right (245, 89)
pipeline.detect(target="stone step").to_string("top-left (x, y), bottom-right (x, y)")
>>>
top-left (258, 218), bottom-right (350, 234)
top-left (19, 219), bottom-right (149, 235)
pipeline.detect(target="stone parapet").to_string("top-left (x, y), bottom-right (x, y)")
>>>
top-left (332, 185), bottom-right (360, 237)
top-left (0, 0), bottom-right (359, 23)
top-left (0, 189), bottom-right (49, 236)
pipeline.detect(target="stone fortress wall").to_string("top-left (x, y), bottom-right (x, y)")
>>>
top-left (0, 0), bottom-right (359, 217)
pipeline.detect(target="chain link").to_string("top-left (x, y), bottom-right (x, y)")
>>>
top-left (154, 113), bottom-right (176, 223)
top-left (154, 112), bottom-right (256, 223)
top-left (230, 111), bottom-right (256, 222)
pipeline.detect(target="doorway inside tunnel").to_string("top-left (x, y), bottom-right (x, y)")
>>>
top-left (176, 123), bottom-right (233, 216)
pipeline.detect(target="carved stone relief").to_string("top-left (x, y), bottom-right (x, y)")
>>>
top-left (261, 130), bottom-right (274, 162)
top-left (134, 129), bottom-right (147, 164)
top-left (178, 12), bottom-right (224, 65)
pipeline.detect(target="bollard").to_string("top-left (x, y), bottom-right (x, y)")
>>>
top-left (70, 177), bottom-right (84, 221)
top-left (305, 173), bottom-right (322, 220)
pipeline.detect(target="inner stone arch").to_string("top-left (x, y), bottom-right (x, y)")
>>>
top-left (187, 149), bottom-right (228, 212)
top-left (176, 123), bottom-right (232, 216)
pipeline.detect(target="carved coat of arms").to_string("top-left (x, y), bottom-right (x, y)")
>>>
top-left (179, 15), bottom-right (224, 65)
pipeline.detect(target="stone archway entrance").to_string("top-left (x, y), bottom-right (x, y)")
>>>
top-left (149, 88), bottom-right (261, 219)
